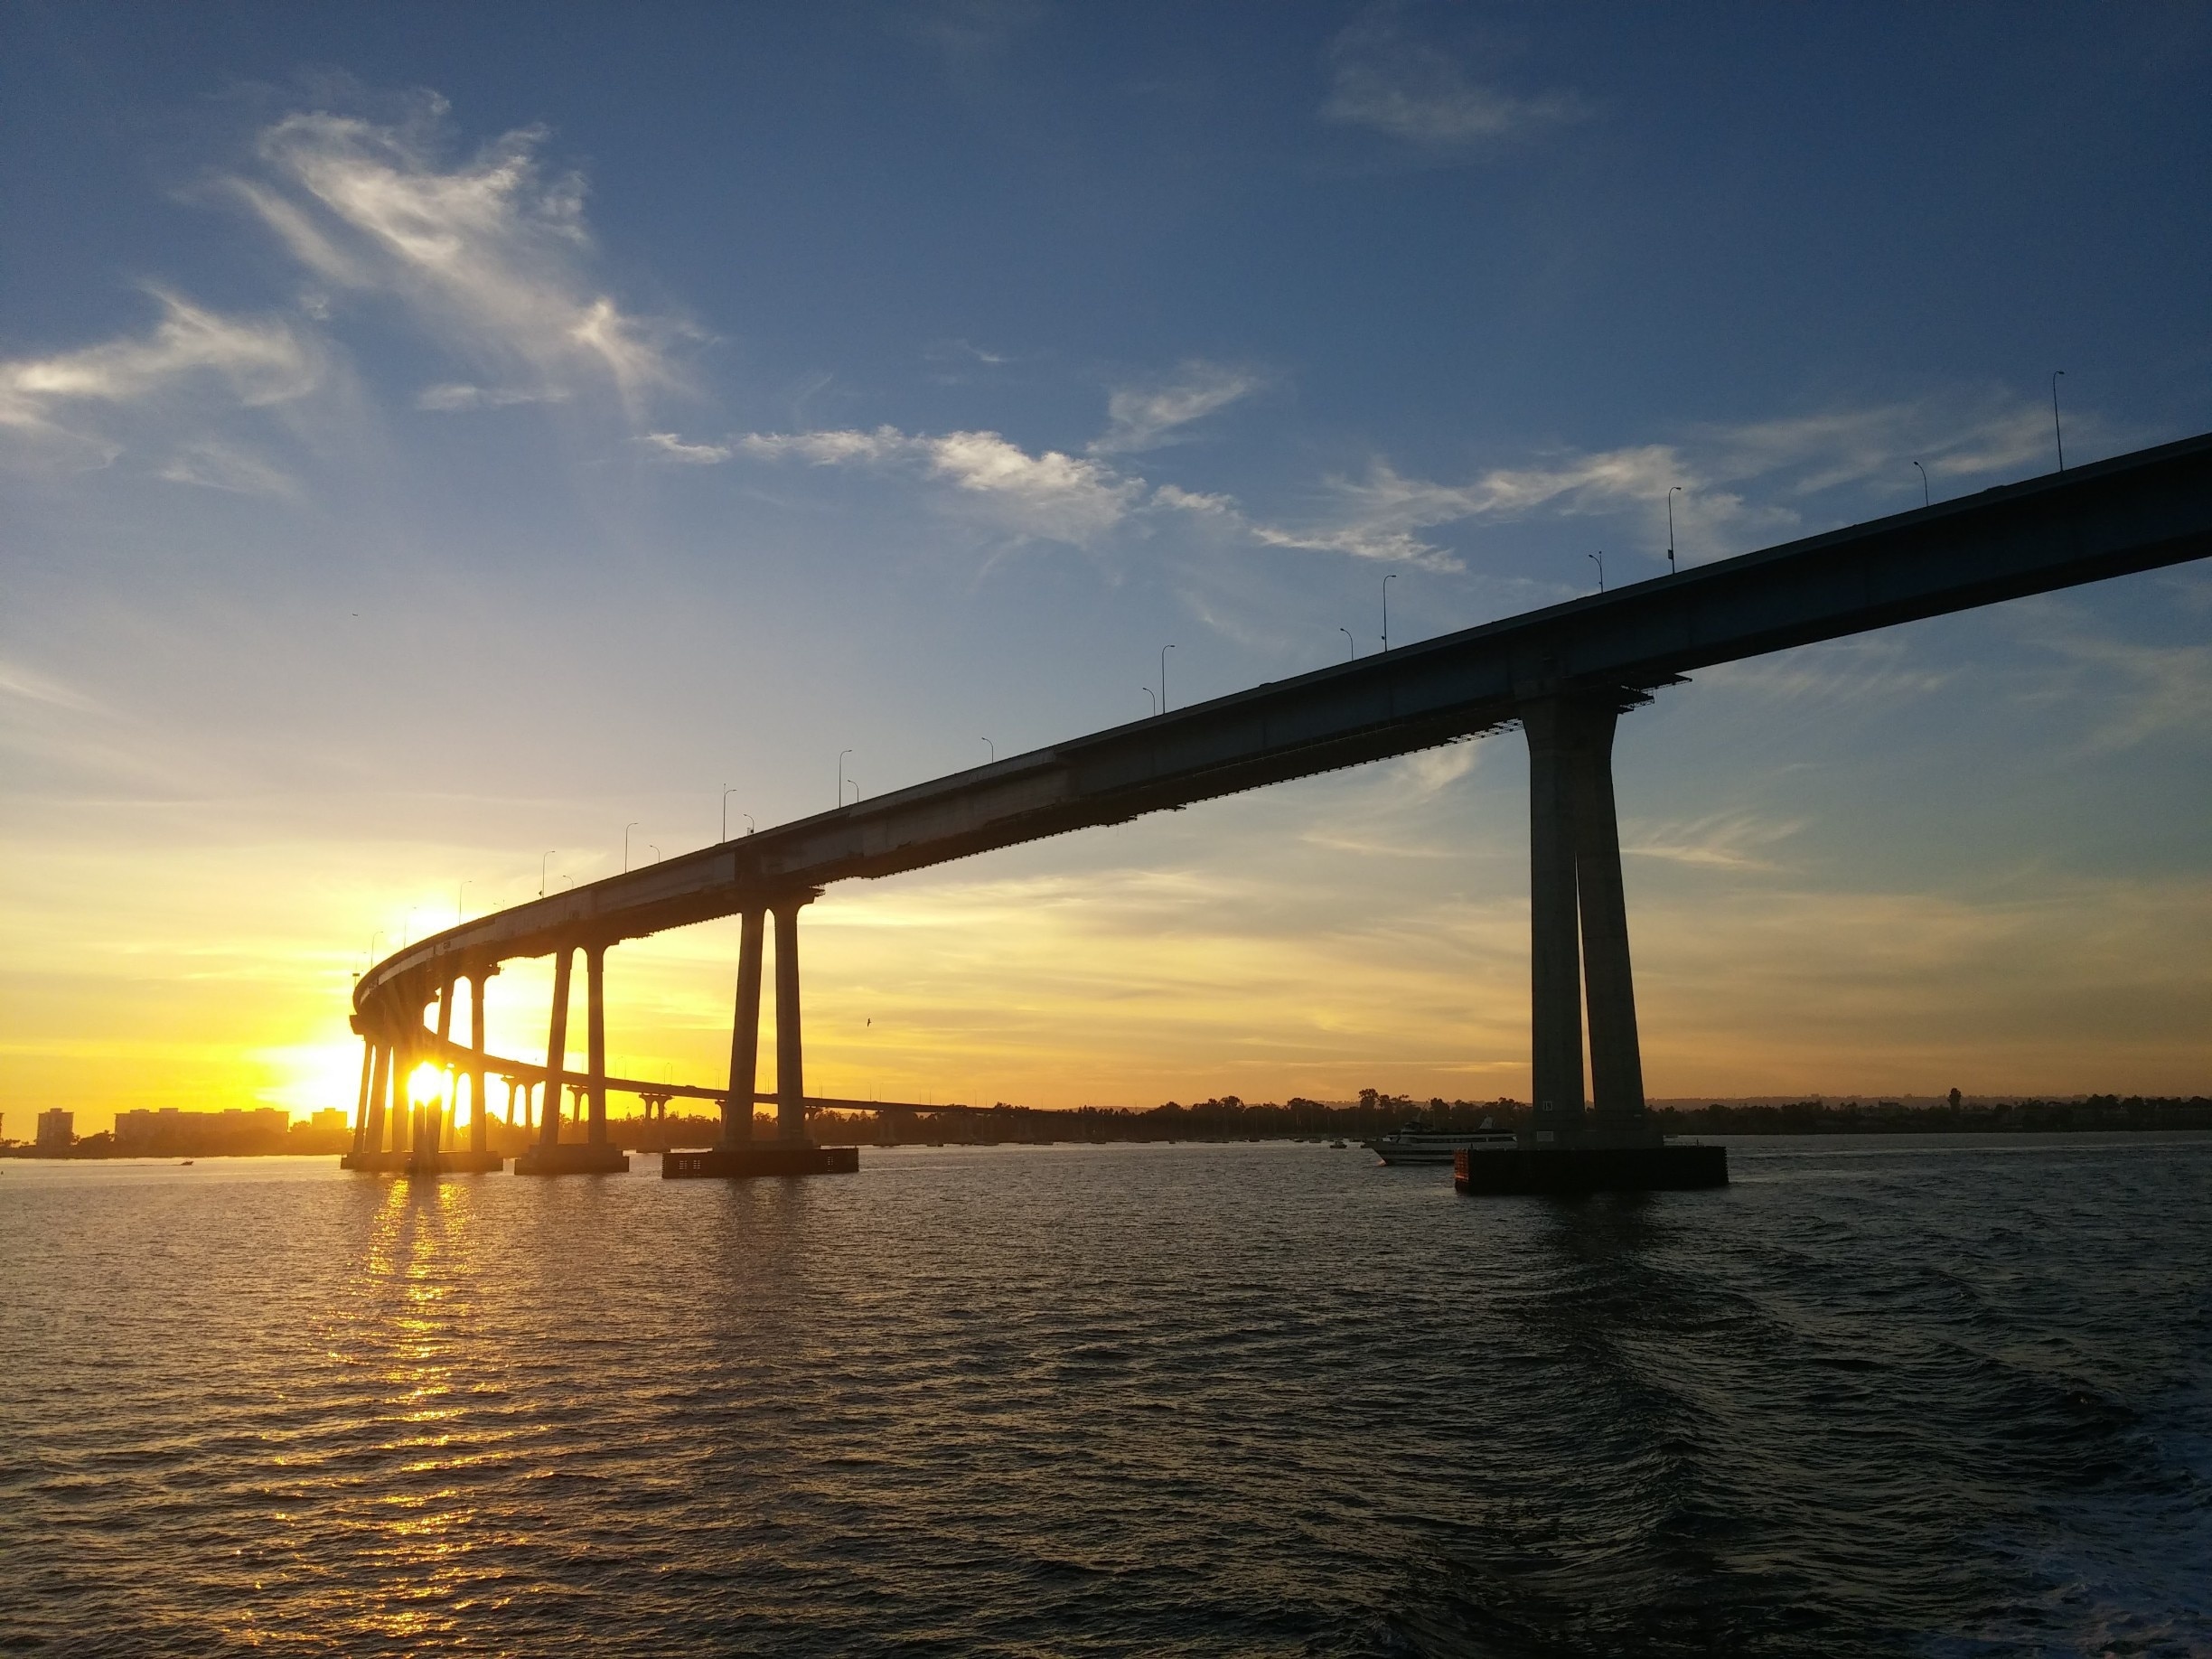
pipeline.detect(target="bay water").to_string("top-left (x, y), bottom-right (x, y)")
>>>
top-left (3, 1135), bottom-right (2207, 1655)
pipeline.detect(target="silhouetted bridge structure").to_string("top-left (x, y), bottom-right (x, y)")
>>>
top-left (346, 431), bottom-right (2212, 1184)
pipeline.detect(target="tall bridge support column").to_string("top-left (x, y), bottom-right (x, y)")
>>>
top-left (351, 1039), bottom-right (374, 1158)
top-left (1519, 693), bottom-right (1654, 1149)
top-left (540, 946), bottom-right (574, 1149)
top-left (389, 1027), bottom-right (414, 1155)
top-left (773, 895), bottom-right (814, 1143)
top-left (469, 972), bottom-right (491, 1154)
top-left (1523, 698), bottom-right (1587, 1140)
top-left (369, 1039), bottom-right (391, 1158)
top-left (725, 907), bottom-right (765, 1146)
top-left (586, 944), bottom-right (608, 1148)
top-left (434, 975), bottom-right (456, 1143)
top-left (1568, 705), bottom-right (1649, 1134)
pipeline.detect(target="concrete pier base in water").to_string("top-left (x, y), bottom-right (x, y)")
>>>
top-left (513, 1142), bottom-right (632, 1176)
top-left (663, 1143), bottom-right (858, 1179)
top-left (1455, 1142), bottom-right (1727, 1195)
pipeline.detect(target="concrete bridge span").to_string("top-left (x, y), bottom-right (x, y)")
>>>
top-left (345, 430), bottom-right (2212, 1174)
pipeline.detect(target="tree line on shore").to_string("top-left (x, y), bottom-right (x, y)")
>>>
top-left (9, 1090), bottom-right (2205, 1159)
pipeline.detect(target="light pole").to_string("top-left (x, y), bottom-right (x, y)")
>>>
top-left (838, 749), bottom-right (852, 808)
top-left (457, 880), bottom-right (470, 925)
top-left (1913, 461), bottom-right (1930, 507)
top-left (1140, 687), bottom-right (1156, 717)
top-left (722, 786), bottom-right (738, 842)
top-left (1589, 550), bottom-right (1605, 592)
top-left (368, 931), bottom-right (385, 970)
top-left (623, 822), bottom-right (640, 872)
top-left (1159, 644), bottom-right (1175, 714)
top-left (744, 813), bottom-right (755, 835)
top-left (1667, 486), bottom-right (1682, 573)
top-left (649, 844), bottom-right (661, 864)
top-left (1340, 625), bottom-right (1355, 661)
top-left (1382, 573), bottom-right (1396, 651)
top-left (846, 778), bottom-right (859, 804)
top-left (540, 851), bottom-right (556, 898)
top-left (981, 737), bottom-right (995, 763)
top-left (2050, 370), bottom-right (2067, 472)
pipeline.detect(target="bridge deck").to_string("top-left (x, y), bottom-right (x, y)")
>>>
top-left (360, 429), bottom-right (2212, 1017)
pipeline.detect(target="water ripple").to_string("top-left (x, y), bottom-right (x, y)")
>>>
top-left (2, 1136), bottom-right (2207, 1655)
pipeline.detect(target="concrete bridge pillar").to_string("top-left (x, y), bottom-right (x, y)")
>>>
top-left (773, 895), bottom-right (814, 1143)
top-left (725, 907), bottom-right (766, 1146)
top-left (469, 971), bottom-right (492, 1154)
top-left (351, 1039), bottom-right (374, 1157)
top-left (435, 974), bottom-right (456, 1138)
top-left (1520, 692), bottom-right (1652, 1147)
top-left (363, 1040), bottom-right (390, 1158)
top-left (389, 1028), bottom-right (414, 1155)
top-left (540, 946), bottom-right (574, 1149)
top-left (1523, 698), bottom-right (1587, 1140)
top-left (586, 944), bottom-right (608, 1147)
top-left (1569, 706), bottom-right (1648, 1132)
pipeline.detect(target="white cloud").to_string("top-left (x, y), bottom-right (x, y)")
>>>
top-left (1322, 11), bottom-right (1589, 151)
top-left (0, 290), bottom-right (322, 439)
top-left (2005, 601), bottom-right (2212, 753)
top-left (416, 381), bottom-right (566, 412)
top-left (1092, 361), bottom-right (1264, 455)
top-left (639, 430), bottom-right (734, 464)
top-left (155, 439), bottom-right (302, 500)
top-left (0, 660), bottom-right (102, 714)
top-left (1246, 389), bottom-right (2075, 573)
top-left (737, 424), bottom-right (1144, 543)
top-left (233, 98), bottom-right (685, 412)
top-left (1624, 811), bottom-right (1809, 871)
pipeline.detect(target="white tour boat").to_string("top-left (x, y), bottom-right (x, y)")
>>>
top-left (1365, 1123), bottom-right (1517, 1165)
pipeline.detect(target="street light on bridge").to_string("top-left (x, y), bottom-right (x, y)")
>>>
top-left (539, 851), bottom-right (556, 898)
top-left (1382, 573), bottom-right (1396, 651)
top-left (1667, 486), bottom-right (1682, 573)
top-left (722, 786), bottom-right (739, 842)
top-left (623, 822), bottom-right (640, 873)
top-left (1160, 644), bottom-right (1175, 714)
top-left (1340, 626), bottom-right (1354, 661)
top-left (838, 749), bottom-right (852, 809)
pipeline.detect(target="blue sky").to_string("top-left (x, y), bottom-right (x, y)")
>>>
top-left (5, 1), bottom-right (2210, 1125)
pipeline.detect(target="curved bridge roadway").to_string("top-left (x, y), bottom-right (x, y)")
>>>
top-left (348, 430), bottom-right (2212, 1169)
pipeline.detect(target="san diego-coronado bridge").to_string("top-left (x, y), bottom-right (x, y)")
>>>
top-left (343, 430), bottom-right (2212, 1192)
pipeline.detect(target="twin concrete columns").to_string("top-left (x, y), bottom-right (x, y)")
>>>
top-left (724, 892), bottom-right (816, 1146)
top-left (350, 966), bottom-right (501, 1158)
top-left (1522, 694), bottom-right (1650, 1145)
top-left (538, 943), bottom-right (613, 1148)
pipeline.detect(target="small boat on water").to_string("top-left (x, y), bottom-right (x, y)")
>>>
top-left (1365, 1123), bottom-right (1516, 1165)
top-left (1328, 1139), bottom-right (1347, 1148)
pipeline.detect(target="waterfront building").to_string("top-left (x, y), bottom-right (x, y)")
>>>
top-left (36, 1109), bottom-right (74, 1149)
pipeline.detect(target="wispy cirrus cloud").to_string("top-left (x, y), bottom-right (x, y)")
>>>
top-left (0, 289), bottom-right (323, 447)
top-left (639, 430), bottom-right (734, 464)
top-left (229, 96), bottom-right (687, 413)
top-left (3, 91), bottom-right (680, 487)
top-left (733, 424), bottom-right (1143, 543)
top-left (417, 381), bottom-right (567, 413)
top-left (1624, 811), bottom-right (1810, 872)
top-left (1321, 7), bottom-right (1590, 153)
top-left (1092, 361), bottom-right (1266, 455)
top-left (1241, 389), bottom-right (2079, 572)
